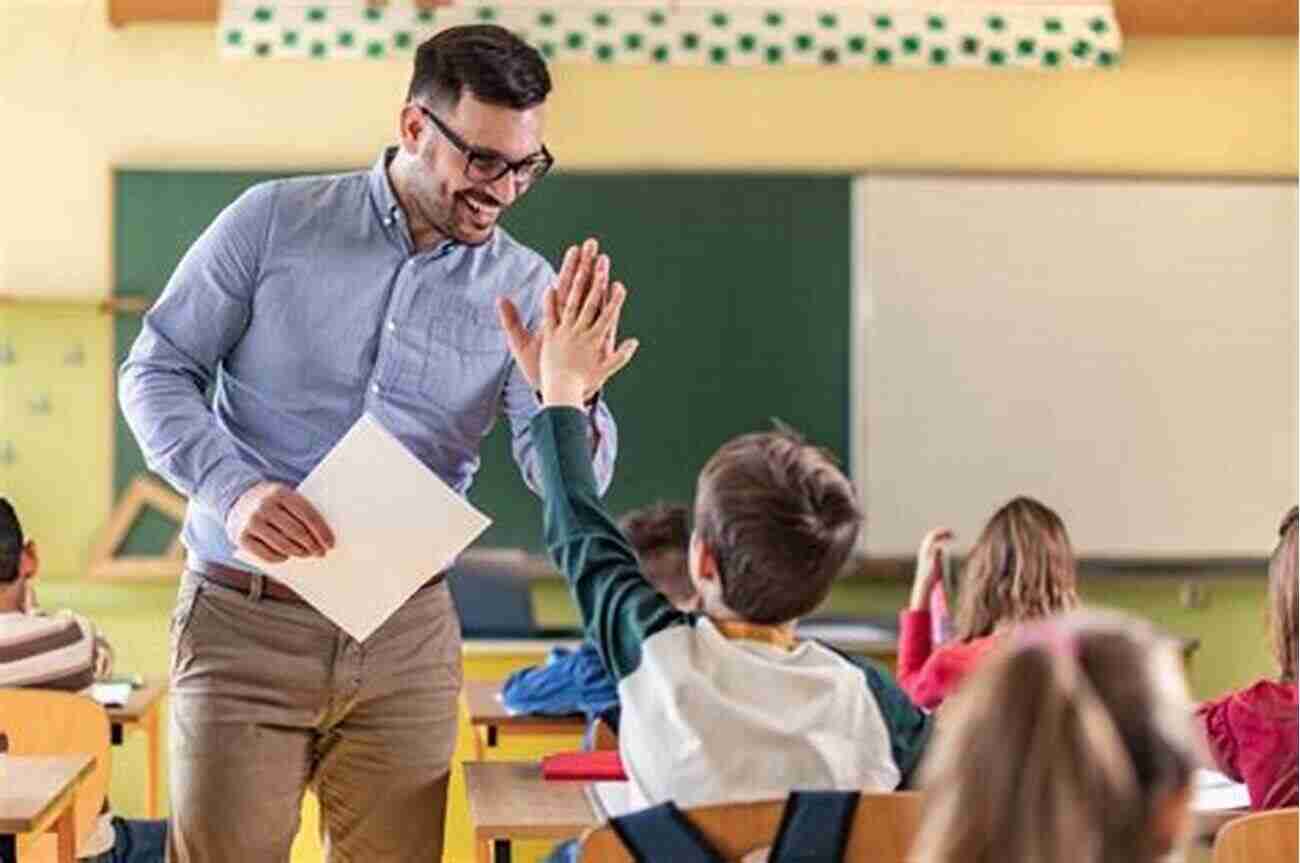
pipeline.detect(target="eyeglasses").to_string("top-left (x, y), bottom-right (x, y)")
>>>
top-left (418, 105), bottom-right (554, 187)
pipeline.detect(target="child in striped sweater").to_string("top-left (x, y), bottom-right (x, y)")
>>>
top-left (0, 498), bottom-right (166, 863)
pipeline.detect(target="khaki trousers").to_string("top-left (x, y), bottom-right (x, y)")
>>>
top-left (167, 571), bottom-right (462, 862)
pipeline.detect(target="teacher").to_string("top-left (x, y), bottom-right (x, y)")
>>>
top-left (120, 26), bottom-right (623, 862)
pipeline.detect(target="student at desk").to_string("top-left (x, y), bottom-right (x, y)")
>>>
top-left (0, 499), bottom-right (167, 863)
top-left (501, 502), bottom-right (695, 725)
top-left (1197, 505), bottom-right (1299, 810)
top-left (898, 497), bottom-right (1079, 710)
top-left (505, 281), bottom-right (931, 823)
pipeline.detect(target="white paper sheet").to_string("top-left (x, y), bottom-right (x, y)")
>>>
top-left (236, 413), bottom-right (491, 643)
top-left (89, 682), bottom-right (133, 708)
top-left (1193, 768), bottom-right (1251, 812)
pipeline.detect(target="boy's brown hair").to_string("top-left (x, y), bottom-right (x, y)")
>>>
top-left (619, 502), bottom-right (693, 607)
top-left (955, 496), bottom-right (1079, 642)
top-left (1270, 506), bottom-right (1298, 682)
top-left (914, 611), bottom-right (1200, 863)
top-left (693, 428), bottom-right (861, 625)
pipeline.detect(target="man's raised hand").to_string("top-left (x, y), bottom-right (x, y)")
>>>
top-left (497, 238), bottom-right (597, 391)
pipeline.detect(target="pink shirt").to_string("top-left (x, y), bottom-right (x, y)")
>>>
top-left (1198, 679), bottom-right (1299, 810)
top-left (897, 609), bottom-right (1000, 710)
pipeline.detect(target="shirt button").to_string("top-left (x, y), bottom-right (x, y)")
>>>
top-left (372, 383), bottom-right (380, 394)
top-left (387, 320), bottom-right (396, 332)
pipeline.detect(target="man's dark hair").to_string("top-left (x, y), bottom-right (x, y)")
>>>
top-left (0, 498), bottom-right (24, 584)
top-left (619, 502), bottom-right (693, 603)
top-left (693, 429), bottom-right (862, 624)
top-left (408, 25), bottom-right (551, 111)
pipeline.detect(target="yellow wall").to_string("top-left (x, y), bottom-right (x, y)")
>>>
top-left (0, 305), bottom-right (113, 580)
top-left (0, 0), bottom-right (1294, 576)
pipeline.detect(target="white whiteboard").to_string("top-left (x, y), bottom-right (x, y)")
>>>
top-left (854, 175), bottom-right (1298, 557)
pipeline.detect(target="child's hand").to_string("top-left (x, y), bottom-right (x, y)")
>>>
top-left (536, 261), bottom-right (638, 408)
top-left (910, 527), bottom-right (953, 610)
top-left (19, 583), bottom-right (37, 614)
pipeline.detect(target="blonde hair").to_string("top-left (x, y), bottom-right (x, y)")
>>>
top-left (955, 496), bottom-right (1079, 642)
top-left (1270, 506), bottom-right (1298, 682)
top-left (913, 611), bottom-right (1200, 863)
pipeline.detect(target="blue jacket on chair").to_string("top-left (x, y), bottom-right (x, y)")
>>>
top-left (500, 640), bottom-right (620, 720)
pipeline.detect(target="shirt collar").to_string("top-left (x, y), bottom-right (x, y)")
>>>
top-left (368, 146), bottom-right (403, 224)
top-left (712, 619), bottom-right (799, 651)
top-left (369, 146), bottom-right (467, 257)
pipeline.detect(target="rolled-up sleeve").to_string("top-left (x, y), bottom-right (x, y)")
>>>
top-left (501, 262), bottom-right (618, 497)
top-left (118, 183), bottom-right (275, 521)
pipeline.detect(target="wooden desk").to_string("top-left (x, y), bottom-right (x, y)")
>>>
top-left (462, 680), bottom-right (585, 760)
top-left (463, 760), bottom-right (599, 863)
top-left (462, 639), bottom-right (580, 657)
top-left (0, 754), bottom-right (95, 863)
top-left (104, 681), bottom-right (166, 818)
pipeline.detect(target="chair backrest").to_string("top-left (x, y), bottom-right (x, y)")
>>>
top-left (1213, 808), bottom-right (1299, 863)
top-left (0, 688), bottom-right (112, 862)
top-left (446, 563), bottom-right (537, 637)
top-left (578, 792), bottom-right (922, 862)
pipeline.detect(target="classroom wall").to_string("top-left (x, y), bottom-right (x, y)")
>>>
top-left (0, 0), bottom-right (1294, 579)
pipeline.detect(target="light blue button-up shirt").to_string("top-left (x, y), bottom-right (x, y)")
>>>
top-left (120, 149), bottom-right (617, 574)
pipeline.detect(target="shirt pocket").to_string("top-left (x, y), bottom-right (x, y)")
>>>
top-left (414, 296), bottom-right (511, 438)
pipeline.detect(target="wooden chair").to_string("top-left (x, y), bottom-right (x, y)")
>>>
top-left (0, 689), bottom-right (112, 863)
top-left (578, 792), bottom-right (921, 862)
top-left (1212, 807), bottom-right (1298, 863)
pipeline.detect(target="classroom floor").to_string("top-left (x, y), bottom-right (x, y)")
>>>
top-left (40, 572), bottom-right (1265, 863)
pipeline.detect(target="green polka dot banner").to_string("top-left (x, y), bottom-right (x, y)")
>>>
top-left (220, 2), bottom-right (1121, 68)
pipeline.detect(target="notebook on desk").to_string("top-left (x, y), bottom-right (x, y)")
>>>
top-left (542, 751), bottom-right (627, 782)
top-left (90, 682), bottom-right (133, 708)
top-left (1193, 768), bottom-right (1251, 811)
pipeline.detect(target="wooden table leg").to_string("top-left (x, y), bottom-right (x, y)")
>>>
top-left (54, 804), bottom-right (76, 863)
top-left (145, 705), bottom-right (161, 818)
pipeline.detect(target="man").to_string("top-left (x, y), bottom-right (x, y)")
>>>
top-left (0, 498), bottom-right (168, 863)
top-left (120, 25), bottom-right (629, 862)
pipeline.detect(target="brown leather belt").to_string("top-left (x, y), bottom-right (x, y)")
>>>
top-left (196, 561), bottom-right (445, 605)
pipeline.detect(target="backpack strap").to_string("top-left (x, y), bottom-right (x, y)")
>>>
top-left (768, 791), bottom-right (861, 863)
top-left (610, 801), bottom-right (728, 863)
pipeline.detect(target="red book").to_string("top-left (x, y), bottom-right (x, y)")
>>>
top-left (541, 750), bottom-right (628, 781)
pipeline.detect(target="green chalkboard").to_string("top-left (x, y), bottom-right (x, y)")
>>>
top-left (113, 169), bottom-right (851, 553)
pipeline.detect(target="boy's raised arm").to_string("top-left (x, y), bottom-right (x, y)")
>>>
top-left (505, 250), bottom-right (683, 680)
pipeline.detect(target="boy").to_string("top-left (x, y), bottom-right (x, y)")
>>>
top-left (0, 498), bottom-right (167, 863)
top-left (501, 274), bottom-right (930, 815)
top-left (501, 502), bottom-right (695, 721)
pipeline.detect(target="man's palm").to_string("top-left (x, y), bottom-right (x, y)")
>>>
top-left (498, 300), bottom-right (543, 389)
top-left (497, 238), bottom-right (612, 394)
